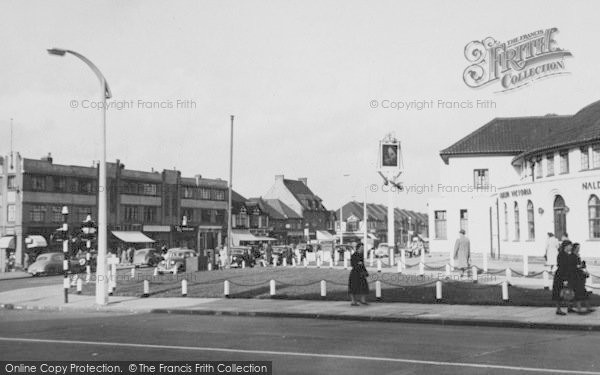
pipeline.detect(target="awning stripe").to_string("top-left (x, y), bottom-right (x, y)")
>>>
top-left (112, 231), bottom-right (155, 243)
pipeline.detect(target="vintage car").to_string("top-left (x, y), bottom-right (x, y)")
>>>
top-left (334, 244), bottom-right (354, 260)
top-left (132, 248), bottom-right (162, 267)
top-left (271, 245), bottom-right (293, 265)
top-left (374, 243), bottom-right (392, 258)
top-left (27, 252), bottom-right (86, 276)
top-left (230, 246), bottom-right (254, 268)
top-left (157, 248), bottom-right (197, 274)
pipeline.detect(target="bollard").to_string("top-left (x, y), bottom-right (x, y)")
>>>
top-left (543, 271), bottom-right (550, 290)
top-left (173, 265), bottom-right (178, 275)
top-left (130, 267), bottom-right (135, 278)
top-left (420, 249), bottom-right (425, 264)
top-left (436, 281), bottom-right (442, 301)
top-left (369, 251), bottom-right (374, 267)
top-left (419, 262), bottom-right (424, 276)
top-left (153, 267), bottom-right (158, 276)
top-left (482, 251), bottom-right (488, 273)
top-left (320, 280), bottom-right (326, 298)
top-left (389, 248), bottom-right (394, 266)
top-left (334, 251), bottom-right (339, 264)
top-left (376, 281), bottom-right (382, 302)
top-left (303, 258), bottom-right (308, 268)
top-left (502, 281), bottom-right (509, 302)
top-left (505, 268), bottom-right (512, 284)
top-left (400, 249), bottom-right (406, 270)
top-left (76, 278), bottom-right (83, 295)
top-left (523, 254), bottom-right (529, 276)
top-left (224, 280), bottom-right (230, 298)
top-left (242, 260), bottom-right (246, 269)
top-left (181, 279), bottom-right (188, 297)
top-left (472, 266), bottom-right (478, 283)
top-left (292, 258), bottom-right (296, 267)
top-left (270, 280), bottom-right (276, 297)
top-left (85, 265), bottom-right (91, 283)
top-left (329, 258), bottom-right (333, 269)
top-left (345, 251), bottom-right (350, 266)
top-left (445, 264), bottom-right (451, 278)
top-left (397, 261), bottom-right (402, 274)
top-left (377, 259), bottom-right (382, 273)
top-left (143, 280), bottom-right (150, 298)
top-left (317, 259), bottom-right (321, 268)
top-left (343, 257), bottom-right (348, 270)
top-left (283, 258), bottom-right (287, 267)
top-left (208, 262), bottom-right (212, 271)
top-left (273, 257), bottom-right (277, 267)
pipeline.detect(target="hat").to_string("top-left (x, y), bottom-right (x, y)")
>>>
top-left (459, 229), bottom-right (466, 235)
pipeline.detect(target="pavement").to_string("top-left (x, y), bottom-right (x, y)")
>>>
top-left (1, 283), bottom-right (599, 332)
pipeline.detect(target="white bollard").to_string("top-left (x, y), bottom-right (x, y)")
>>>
top-left (389, 248), bottom-right (394, 266)
top-left (130, 267), bottom-right (135, 278)
top-left (85, 265), bottom-right (91, 283)
top-left (143, 280), bottom-right (150, 297)
top-left (343, 257), bottom-right (348, 270)
top-left (397, 261), bottom-right (402, 274)
top-left (303, 258), bottom-right (308, 268)
top-left (292, 258), bottom-right (296, 267)
top-left (482, 251), bottom-right (488, 273)
top-left (320, 280), bottom-right (326, 297)
top-left (181, 279), bottom-right (188, 297)
top-left (523, 254), bottom-right (529, 276)
top-left (505, 268), bottom-right (512, 284)
top-left (436, 281), bottom-right (442, 301)
top-left (76, 278), bottom-right (83, 294)
top-left (345, 251), bottom-right (350, 266)
top-left (224, 280), bottom-right (230, 297)
top-left (502, 281), bottom-right (509, 301)
top-left (472, 266), bottom-right (478, 283)
top-left (173, 265), bottom-right (178, 275)
top-left (400, 249), bottom-right (406, 270)
top-left (317, 259), bottom-right (321, 268)
top-left (419, 262), bottom-right (424, 276)
top-left (329, 258), bottom-right (333, 269)
top-left (273, 257), bottom-right (277, 267)
top-left (369, 251), bottom-right (374, 267)
top-left (153, 267), bottom-right (158, 276)
top-left (208, 262), bottom-right (213, 271)
top-left (283, 258), bottom-right (287, 267)
top-left (270, 280), bottom-right (276, 296)
top-left (445, 264), bottom-right (451, 278)
top-left (334, 251), bottom-right (339, 264)
top-left (543, 271), bottom-right (550, 290)
top-left (377, 259), bottom-right (382, 273)
top-left (420, 249), bottom-right (425, 264)
top-left (241, 260), bottom-right (245, 269)
top-left (376, 280), bottom-right (382, 301)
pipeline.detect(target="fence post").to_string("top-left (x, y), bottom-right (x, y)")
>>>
top-left (472, 266), bottom-right (478, 283)
top-left (283, 258), bottom-right (287, 267)
top-left (377, 259), bottom-right (382, 273)
top-left (181, 279), bottom-right (188, 297)
top-left (502, 281), bottom-right (509, 302)
top-left (482, 251), bottom-right (488, 273)
top-left (329, 257), bottom-right (333, 269)
top-left (505, 268), bottom-right (512, 284)
top-left (143, 280), bottom-right (149, 298)
top-left (85, 265), bottom-right (91, 283)
top-left (543, 271), bottom-right (549, 290)
top-left (436, 281), bottom-right (442, 301)
top-left (376, 281), bottom-right (382, 302)
top-left (76, 278), bottom-right (83, 295)
top-left (400, 249), bottom-right (406, 270)
top-left (303, 258), bottom-right (308, 268)
top-left (321, 280), bottom-right (326, 298)
top-left (343, 257), bottom-right (348, 270)
top-left (292, 258), bottom-right (296, 267)
top-left (389, 248), bottom-right (394, 267)
top-left (130, 267), bottom-right (135, 278)
top-left (397, 260), bottom-right (402, 274)
top-left (445, 264), bottom-right (451, 278)
top-left (153, 267), bottom-right (158, 276)
top-left (270, 279), bottom-right (276, 297)
top-left (419, 262), bottom-right (424, 276)
top-left (208, 262), bottom-right (212, 271)
top-left (242, 260), bottom-right (246, 269)
top-left (224, 280), bottom-right (230, 298)
top-left (523, 254), bottom-right (529, 276)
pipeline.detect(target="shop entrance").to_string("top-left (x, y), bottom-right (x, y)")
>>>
top-left (554, 195), bottom-right (567, 239)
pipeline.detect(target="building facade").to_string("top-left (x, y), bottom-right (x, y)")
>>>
top-left (429, 100), bottom-right (600, 259)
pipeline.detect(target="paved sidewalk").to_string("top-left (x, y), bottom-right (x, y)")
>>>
top-left (1, 284), bottom-right (598, 331)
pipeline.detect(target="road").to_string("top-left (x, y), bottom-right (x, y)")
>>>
top-left (0, 310), bottom-right (599, 374)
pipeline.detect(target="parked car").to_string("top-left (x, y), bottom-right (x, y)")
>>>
top-left (157, 248), bottom-right (197, 274)
top-left (231, 246), bottom-right (254, 268)
top-left (374, 243), bottom-right (392, 258)
top-left (133, 248), bottom-right (162, 267)
top-left (27, 252), bottom-right (86, 276)
top-left (335, 244), bottom-right (354, 261)
top-left (272, 245), bottom-right (293, 265)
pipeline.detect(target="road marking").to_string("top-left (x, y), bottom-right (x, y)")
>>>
top-left (0, 336), bottom-right (598, 374)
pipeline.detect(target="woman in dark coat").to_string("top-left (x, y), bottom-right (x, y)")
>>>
top-left (348, 243), bottom-right (369, 306)
top-left (573, 243), bottom-right (595, 313)
top-left (552, 241), bottom-right (577, 315)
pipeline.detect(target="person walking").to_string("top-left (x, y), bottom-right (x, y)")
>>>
top-left (572, 243), bottom-right (595, 314)
top-left (348, 243), bottom-right (369, 306)
top-left (453, 230), bottom-right (471, 277)
top-left (545, 232), bottom-right (560, 272)
top-left (552, 241), bottom-right (577, 315)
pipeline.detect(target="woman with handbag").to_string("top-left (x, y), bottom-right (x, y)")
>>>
top-left (572, 243), bottom-right (595, 314)
top-left (552, 241), bottom-right (576, 315)
top-left (348, 243), bottom-right (369, 306)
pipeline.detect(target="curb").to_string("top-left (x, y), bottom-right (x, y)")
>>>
top-left (0, 303), bottom-right (150, 315)
top-left (149, 308), bottom-right (600, 332)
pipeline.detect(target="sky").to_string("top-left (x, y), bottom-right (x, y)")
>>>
top-left (1, 0), bottom-right (599, 213)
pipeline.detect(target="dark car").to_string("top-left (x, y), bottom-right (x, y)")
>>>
top-left (133, 248), bottom-right (162, 267)
top-left (157, 248), bottom-right (197, 274)
top-left (272, 245), bottom-right (293, 265)
top-left (231, 246), bottom-right (254, 268)
top-left (27, 252), bottom-right (86, 276)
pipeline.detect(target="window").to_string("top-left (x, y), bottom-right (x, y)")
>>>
top-left (80, 179), bottom-right (93, 194)
top-left (434, 210), bottom-right (447, 239)
top-left (503, 203), bottom-right (508, 241)
top-left (527, 200), bottom-right (535, 240)
top-left (459, 209), bottom-right (468, 234)
top-left (124, 206), bottom-right (139, 222)
top-left (7, 176), bottom-right (16, 190)
top-left (589, 195), bottom-right (600, 239)
top-left (142, 184), bottom-right (157, 196)
top-left (7, 205), bottom-right (15, 222)
top-left (593, 145), bottom-right (600, 169)
top-left (182, 208), bottom-right (194, 223)
top-left (30, 205), bottom-right (45, 222)
top-left (51, 206), bottom-right (63, 223)
top-left (53, 177), bottom-right (67, 192)
top-left (31, 176), bottom-right (46, 191)
top-left (513, 202), bottom-right (520, 241)
top-left (199, 188), bottom-right (211, 200)
top-left (183, 186), bottom-right (194, 199)
top-left (143, 207), bottom-right (156, 223)
top-left (212, 189), bottom-right (225, 201)
top-left (581, 146), bottom-right (590, 170)
top-left (546, 153), bottom-right (554, 176)
top-left (559, 150), bottom-right (569, 174)
top-left (535, 157), bottom-right (543, 179)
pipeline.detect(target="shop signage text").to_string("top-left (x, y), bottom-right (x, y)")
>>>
top-left (582, 181), bottom-right (600, 190)
top-left (500, 188), bottom-right (532, 199)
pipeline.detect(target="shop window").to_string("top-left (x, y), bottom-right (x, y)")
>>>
top-left (581, 146), bottom-right (590, 170)
top-left (31, 176), bottom-right (46, 191)
top-left (144, 207), bottom-right (157, 223)
top-left (546, 153), bottom-right (554, 176)
top-left (7, 176), bottom-right (16, 190)
top-left (200, 188), bottom-right (211, 200)
top-left (527, 200), bottom-right (535, 240)
top-left (513, 202), bottom-right (520, 241)
top-left (459, 209), bottom-right (468, 234)
top-left (473, 169), bottom-right (489, 189)
top-left (51, 206), bottom-right (63, 223)
top-left (589, 195), bottom-right (600, 239)
top-left (434, 210), bottom-right (447, 239)
top-left (559, 151), bottom-right (569, 174)
top-left (30, 205), bottom-right (45, 222)
top-left (593, 144), bottom-right (600, 169)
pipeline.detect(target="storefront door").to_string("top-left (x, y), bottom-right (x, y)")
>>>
top-left (554, 195), bottom-right (567, 239)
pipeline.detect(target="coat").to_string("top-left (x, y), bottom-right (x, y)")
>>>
top-left (348, 251), bottom-right (369, 295)
top-left (453, 235), bottom-right (470, 269)
top-left (545, 236), bottom-right (560, 266)
top-left (552, 251), bottom-right (578, 301)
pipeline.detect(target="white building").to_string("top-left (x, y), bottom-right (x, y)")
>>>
top-left (429, 100), bottom-right (600, 259)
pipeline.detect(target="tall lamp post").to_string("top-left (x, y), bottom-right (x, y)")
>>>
top-left (339, 174), bottom-right (350, 245)
top-left (48, 48), bottom-right (112, 305)
top-left (227, 115), bottom-right (234, 255)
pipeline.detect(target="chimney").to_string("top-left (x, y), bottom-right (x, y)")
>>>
top-left (42, 152), bottom-right (53, 163)
top-left (275, 174), bottom-right (284, 182)
top-left (299, 177), bottom-right (308, 186)
top-left (195, 174), bottom-right (202, 186)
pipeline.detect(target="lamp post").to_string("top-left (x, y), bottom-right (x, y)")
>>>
top-left (227, 115), bottom-right (234, 255)
top-left (339, 174), bottom-right (350, 245)
top-left (48, 48), bottom-right (112, 306)
top-left (61, 206), bottom-right (69, 303)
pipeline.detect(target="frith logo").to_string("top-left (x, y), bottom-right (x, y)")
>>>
top-left (463, 28), bottom-right (572, 92)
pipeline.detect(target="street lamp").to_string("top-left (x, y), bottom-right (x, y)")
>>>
top-left (340, 174), bottom-right (350, 245)
top-left (48, 48), bottom-right (111, 306)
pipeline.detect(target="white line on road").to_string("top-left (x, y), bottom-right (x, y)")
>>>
top-left (0, 336), bottom-right (598, 374)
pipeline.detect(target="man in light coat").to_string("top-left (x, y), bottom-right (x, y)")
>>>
top-left (545, 232), bottom-right (560, 271)
top-left (453, 229), bottom-right (471, 277)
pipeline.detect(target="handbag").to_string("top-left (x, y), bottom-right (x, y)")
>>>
top-left (559, 282), bottom-right (574, 301)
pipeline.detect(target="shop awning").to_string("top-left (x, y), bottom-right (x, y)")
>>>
top-left (254, 236), bottom-right (276, 242)
top-left (112, 231), bottom-right (155, 243)
top-left (368, 233), bottom-right (378, 240)
top-left (231, 230), bottom-right (261, 245)
top-left (317, 230), bottom-right (334, 240)
top-left (25, 235), bottom-right (48, 249)
top-left (0, 236), bottom-right (15, 249)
